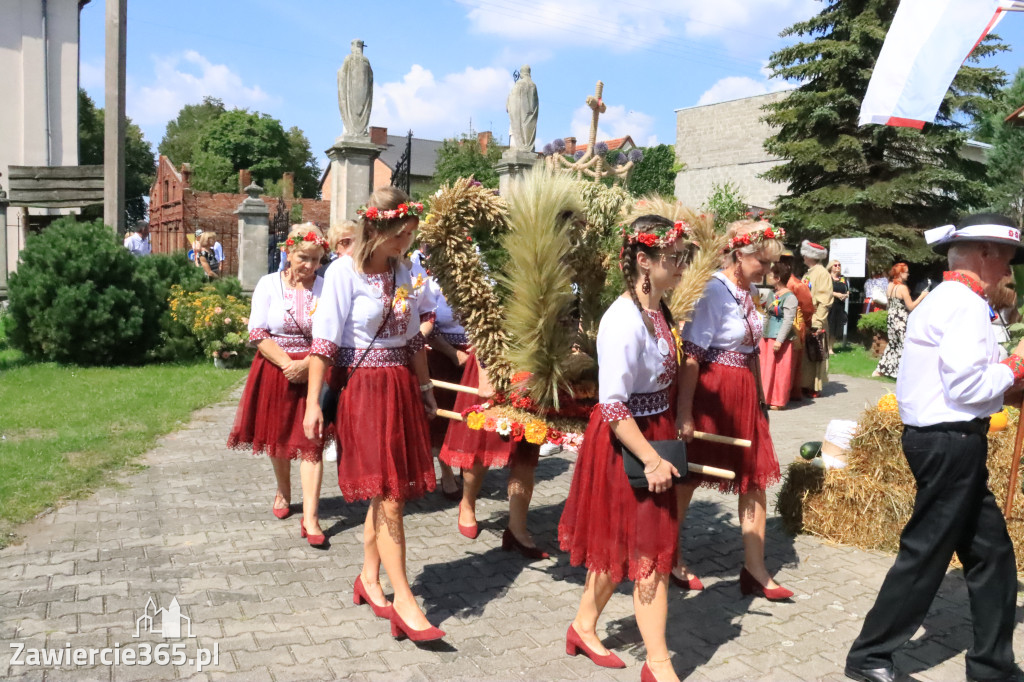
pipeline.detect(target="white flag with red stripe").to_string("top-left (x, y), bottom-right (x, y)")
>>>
top-left (858, 0), bottom-right (1015, 129)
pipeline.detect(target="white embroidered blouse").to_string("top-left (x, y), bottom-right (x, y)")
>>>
top-left (410, 258), bottom-right (468, 345)
top-left (597, 297), bottom-right (679, 422)
top-left (310, 256), bottom-right (425, 367)
top-left (247, 273), bottom-right (324, 353)
top-left (683, 272), bottom-right (763, 366)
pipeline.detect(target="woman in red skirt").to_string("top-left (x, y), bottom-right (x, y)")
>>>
top-left (559, 215), bottom-right (691, 682)
top-left (759, 260), bottom-right (798, 409)
top-left (411, 247), bottom-right (466, 500)
top-left (303, 187), bottom-right (444, 642)
top-left (441, 352), bottom-right (545, 558)
top-left (676, 219), bottom-right (792, 600)
top-left (228, 223), bottom-right (329, 544)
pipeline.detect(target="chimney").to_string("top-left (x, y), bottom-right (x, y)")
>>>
top-left (565, 137), bottom-right (576, 155)
top-left (370, 126), bottom-right (388, 146)
top-left (238, 169), bottom-right (252, 194)
top-left (281, 172), bottom-right (294, 201)
top-left (477, 131), bottom-right (492, 154)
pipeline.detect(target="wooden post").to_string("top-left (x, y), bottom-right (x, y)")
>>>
top-left (1004, 396), bottom-right (1024, 519)
top-left (103, 0), bottom-right (127, 233)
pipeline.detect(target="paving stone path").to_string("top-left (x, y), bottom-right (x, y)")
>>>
top-left (2, 372), bottom-right (1022, 681)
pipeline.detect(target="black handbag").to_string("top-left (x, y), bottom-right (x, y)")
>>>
top-left (622, 440), bottom-right (688, 488)
top-left (318, 268), bottom-right (395, 426)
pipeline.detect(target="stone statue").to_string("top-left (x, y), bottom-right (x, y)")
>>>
top-left (337, 39), bottom-right (373, 139)
top-left (507, 65), bottom-right (538, 152)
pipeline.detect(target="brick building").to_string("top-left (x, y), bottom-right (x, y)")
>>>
top-left (148, 156), bottom-right (330, 276)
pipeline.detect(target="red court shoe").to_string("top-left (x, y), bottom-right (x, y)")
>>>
top-left (669, 572), bottom-right (704, 592)
top-left (299, 520), bottom-right (326, 547)
top-left (501, 528), bottom-right (549, 560)
top-left (641, 661), bottom-right (659, 682)
top-left (565, 624), bottom-right (626, 669)
top-left (739, 567), bottom-right (793, 601)
top-left (352, 575), bottom-right (391, 619)
top-left (390, 609), bottom-right (445, 642)
top-left (272, 499), bottom-right (291, 519)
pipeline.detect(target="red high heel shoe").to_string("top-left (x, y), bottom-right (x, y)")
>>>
top-left (565, 624), bottom-right (625, 669)
top-left (272, 498), bottom-right (291, 519)
top-left (501, 528), bottom-right (549, 560)
top-left (669, 572), bottom-right (704, 592)
top-left (299, 520), bottom-right (326, 547)
top-left (457, 502), bottom-right (479, 539)
top-left (352, 575), bottom-right (391, 619)
top-left (739, 567), bottom-right (793, 601)
top-left (641, 661), bottom-right (656, 682)
top-left (389, 608), bottom-right (445, 642)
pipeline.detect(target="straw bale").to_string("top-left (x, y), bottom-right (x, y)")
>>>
top-left (776, 406), bottom-right (1024, 574)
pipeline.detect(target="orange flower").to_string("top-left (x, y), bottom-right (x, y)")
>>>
top-left (466, 412), bottom-right (486, 430)
top-left (524, 420), bottom-right (548, 445)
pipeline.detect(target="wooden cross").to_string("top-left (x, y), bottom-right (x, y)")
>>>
top-left (585, 81), bottom-right (607, 153)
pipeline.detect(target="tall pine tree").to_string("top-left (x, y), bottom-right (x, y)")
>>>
top-left (984, 68), bottom-right (1024, 226)
top-left (763, 0), bottom-right (1006, 265)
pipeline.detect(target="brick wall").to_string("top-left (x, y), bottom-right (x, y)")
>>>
top-left (674, 91), bottom-right (789, 210)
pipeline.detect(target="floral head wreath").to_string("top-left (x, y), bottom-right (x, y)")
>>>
top-left (620, 220), bottom-right (691, 249)
top-left (727, 224), bottom-right (785, 251)
top-left (357, 202), bottom-right (426, 222)
top-left (285, 230), bottom-right (329, 250)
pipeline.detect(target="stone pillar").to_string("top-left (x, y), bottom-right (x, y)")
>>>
top-left (103, 0), bottom-right (127, 233)
top-left (233, 182), bottom-right (269, 295)
top-left (326, 137), bottom-right (381, 225)
top-left (496, 149), bottom-right (540, 196)
top-left (0, 179), bottom-right (8, 300)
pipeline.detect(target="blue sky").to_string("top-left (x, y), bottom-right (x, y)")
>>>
top-left (79, 0), bottom-right (1024, 169)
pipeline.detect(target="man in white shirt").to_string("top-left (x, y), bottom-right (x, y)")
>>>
top-left (845, 214), bottom-right (1024, 682)
top-left (123, 220), bottom-right (151, 256)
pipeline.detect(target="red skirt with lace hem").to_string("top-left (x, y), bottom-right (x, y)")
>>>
top-left (227, 351), bottom-right (323, 462)
top-left (687, 361), bottom-right (780, 494)
top-left (332, 364), bottom-right (435, 502)
top-left (557, 407), bottom-right (679, 584)
top-left (426, 343), bottom-right (469, 450)
top-left (439, 353), bottom-right (538, 470)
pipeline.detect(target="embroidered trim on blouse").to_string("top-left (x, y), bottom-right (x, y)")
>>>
top-left (1002, 354), bottom-right (1024, 382)
top-left (419, 311), bottom-right (436, 324)
top-left (706, 347), bottom-right (751, 368)
top-left (943, 271), bottom-right (987, 299)
top-left (439, 331), bottom-right (469, 347)
top-left (311, 339), bottom-right (339, 362)
top-left (599, 390), bottom-right (671, 422)
top-left (599, 401), bottom-right (632, 422)
top-left (408, 332), bottom-right (426, 356)
top-left (249, 328), bottom-right (271, 343)
top-left (337, 346), bottom-right (410, 367)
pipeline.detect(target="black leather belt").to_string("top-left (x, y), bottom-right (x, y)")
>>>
top-left (905, 418), bottom-right (990, 436)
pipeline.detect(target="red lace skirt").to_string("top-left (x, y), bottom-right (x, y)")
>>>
top-left (227, 352), bottom-right (323, 462)
top-left (331, 364), bottom-right (435, 502)
top-left (558, 408), bottom-right (679, 583)
top-left (688, 362), bottom-right (780, 494)
top-left (439, 354), bottom-right (537, 469)
top-left (426, 343), bottom-right (468, 450)
top-left (758, 337), bottom-right (795, 408)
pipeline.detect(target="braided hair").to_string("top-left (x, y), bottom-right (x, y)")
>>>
top-left (619, 214), bottom-right (683, 338)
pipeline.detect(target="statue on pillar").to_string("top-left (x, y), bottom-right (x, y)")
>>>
top-left (507, 65), bottom-right (538, 153)
top-left (338, 39), bottom-right (373, 139)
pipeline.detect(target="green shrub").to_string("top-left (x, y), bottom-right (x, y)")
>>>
top-left (857, 310), bottom-right (888, 336)
top-left (7, 217), bottom-right (160, 365)
top-left (169, 284), bottom-right (253, 364)
top-left (136, 252), bottom-right (208, 362)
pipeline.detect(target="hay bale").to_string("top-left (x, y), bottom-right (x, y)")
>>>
top-left (776, 406), bottom-right (1024, 574)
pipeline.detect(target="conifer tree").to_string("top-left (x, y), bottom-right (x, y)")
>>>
top-left (763, 0), bottom-right (1006, 265)
top-left (985, 68), bottom-right (1024, 226)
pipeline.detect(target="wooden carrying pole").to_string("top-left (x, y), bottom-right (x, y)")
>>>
top-left (434, 409), bottom-right (736, 480)
top-left (1004, 396), bottom-right (1024, 519)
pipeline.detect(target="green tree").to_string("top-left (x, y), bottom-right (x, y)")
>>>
top-left (702, 181), bottom-right (750, 230)
top-left (622, 144), bottom-right (680, 198)
top-left (763, 0), bottom-right (1006, 265)
top-left (78, 89), bottom-right (156, 224)
top-left (433, 134), bottom-right (502, 188)
top-left (985, 68), bottom-right (1024, 225)
top-left (157, 96), bottom-right (226, 166)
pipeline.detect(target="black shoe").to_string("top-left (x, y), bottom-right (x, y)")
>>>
top-left (844, 664), bottom-right (895, 682)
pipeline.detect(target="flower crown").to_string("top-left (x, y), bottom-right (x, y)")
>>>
top-left (285, 230), bottom-right (329, 250)
top-left (727, 224), bottom-right (785, 251)
top-left (620, 220), bottom-right (691, 249)
top-left (357, 202), bottom-right (426, 222)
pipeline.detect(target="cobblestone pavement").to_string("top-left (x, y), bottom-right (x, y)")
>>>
top-left (2, 373), bottom-right (1022, 681)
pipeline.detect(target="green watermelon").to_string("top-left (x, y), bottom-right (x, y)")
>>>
top-left (799, 441), bottom-right (822, 460)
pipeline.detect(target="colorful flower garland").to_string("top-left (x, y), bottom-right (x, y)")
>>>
top-left (357, 202), bottom-right (426, 222)
top-left (460, 402), bottom-right (585, 450)
top-left (727, 224), bottom-right (785, 251)
top-left (620, 220), bottom-right (691, 250)
top-left (285, 231), bottom-right (329, 250)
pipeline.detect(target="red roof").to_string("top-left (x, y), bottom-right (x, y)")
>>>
top-left (573, 135), bottom-right (636, 154)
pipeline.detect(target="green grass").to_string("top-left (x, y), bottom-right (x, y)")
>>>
top-left (0, 361), bottom-right (245, 546)
top-left (830, 343), bottom-right (895, 381)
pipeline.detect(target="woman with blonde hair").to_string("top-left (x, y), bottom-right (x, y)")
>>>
top-left (228, 224), bottom-right (330, 544)
top-left (674, 219), bottom-right (793, 600)
top-left (303, 187), bottom-right (445, 642)
top-left (195, 231), bottom-right (221, 279)
top-left (327, 220), bottom-right (357, 260)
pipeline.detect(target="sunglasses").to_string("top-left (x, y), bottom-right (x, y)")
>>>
top-left (661, 251), bottom-right (689, 267)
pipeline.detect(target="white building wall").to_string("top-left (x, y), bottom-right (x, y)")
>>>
top-left (0, 0), bottom-right (82, 276)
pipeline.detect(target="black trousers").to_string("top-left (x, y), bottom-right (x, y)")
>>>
top-left (846, 424), bottom-right (1017, 680)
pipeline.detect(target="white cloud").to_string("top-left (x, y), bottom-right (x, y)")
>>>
top-left (374, 65), bottom-right (513, 139)
top-left (80, 60), bottom-right (104, 90)
top-left (127, 51), bottom-right (273, 128)
top-left (569, 104), bottom-right (656, 146)
top-left (696, 71), bottom-right (795, 107)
